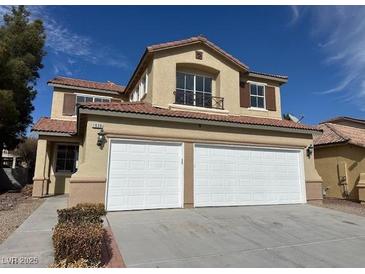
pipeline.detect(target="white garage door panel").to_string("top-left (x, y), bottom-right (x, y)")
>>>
top-left (107, 140), bottom-right (183, 211)
top-left (194, 145), bottom-right (304, 207)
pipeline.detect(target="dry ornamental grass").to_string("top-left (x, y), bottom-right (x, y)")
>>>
top-left (52, 203), bottom-right (107, 268)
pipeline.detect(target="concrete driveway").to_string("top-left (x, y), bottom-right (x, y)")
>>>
top-left (107, 204), bottom-right (365, 267)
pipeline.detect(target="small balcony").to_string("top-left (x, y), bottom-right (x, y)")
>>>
top-left (174, 90), bottom-right (224, 110)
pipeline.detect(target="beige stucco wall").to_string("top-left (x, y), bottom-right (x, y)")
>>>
top-left (32, 137), bottom-right (51, 197)
top-left (48, 174), bottom-right (71, 194)
top-left (69, 179), bottom-right (106, 207)
top-left (184, 142), bottom-right (194, 208)
top-left (314, 144), bottom-right (365, 201)
top-left (50, 87), bottom-right (122, 120)
top-left (32, 135), bottom-right (81, 197)
top-left (148, 44), bottom-right (282, 119)
top-left (68, 113), bottom-right (322, 206)
top-left (306, 181), bottom-right (323, 201)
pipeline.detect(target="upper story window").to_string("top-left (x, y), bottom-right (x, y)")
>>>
top-left (76, 95), bottom-right (111, 104)
top-left (130, 73), bottom-right (148, 102)
top-left (74, 94), bottom-right (111, 114)
top-left (250, 83), bottom-right (265, 109)
top-left (62, 93), bottom-right (112, 117)
top-left (175, 72), bottom-right (214, 108)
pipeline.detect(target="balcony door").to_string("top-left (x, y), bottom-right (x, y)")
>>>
top-left (176, 72), bottom-right (212, 108)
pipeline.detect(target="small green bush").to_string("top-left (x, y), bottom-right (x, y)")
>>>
top-left (57, 203), bottom-right (106, 224)
top-left (52, 222), bottom-right (105, 265)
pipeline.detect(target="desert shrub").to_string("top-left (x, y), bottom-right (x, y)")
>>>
top-left (52, 222), bottom-right (105, 265)
top-left (57, 203), bottom-right (106, 224)
top-left (50, 258), bottom-right (101, 268)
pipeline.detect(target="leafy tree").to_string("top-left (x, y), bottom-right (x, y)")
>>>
top-left (0, 90), bottom-right (19, 148)
top-left (0, 6), bottom-right (46, 166)
top-left (15, 135), bottom-right (38, 181)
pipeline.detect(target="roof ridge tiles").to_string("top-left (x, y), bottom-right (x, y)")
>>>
top-left (325, 123), bottom-right (350, 142)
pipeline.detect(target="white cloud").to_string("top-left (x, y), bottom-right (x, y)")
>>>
top-left (53, 63), bottom-right (73, 76)
top-left (289, 6), bottom-right (300, 25)
top-left (290, 6), bottom-right (365, 110)
top-left (319, 73), bottom-right (358, 95)
top-left (0, 6), bottom-right (129, 73)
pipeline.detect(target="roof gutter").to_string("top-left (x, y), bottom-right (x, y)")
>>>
top-left (78, 108), bottom-right (320, 136)
top-left (314, 140), bottom-right (365, 149)
top-left (314, 140), bottom-right (349, 148)
top-left (248, 72), bottom-right (288, 84)
top-left (32, 130), bottom-right (75, 137)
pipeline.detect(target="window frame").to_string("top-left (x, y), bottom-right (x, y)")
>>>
top-left (176, 71), bottom-right (213, 107)
top-left (130, 73), bottom-right (148, 102)
top-left (249, 82), bottom-right (266, 110)
top-left (74, 93), bottom-right (112, 114)
top-left (54, 143), bottom-right (79, 174)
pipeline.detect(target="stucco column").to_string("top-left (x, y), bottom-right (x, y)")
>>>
top-left (32, 139), bottom-right (50, 197)
top-left (357, 173), bottom-right (365, 204)
top-left (184, 142), bottom-right (194, 208)
top-left (304, 145), bottom-right (323, 201)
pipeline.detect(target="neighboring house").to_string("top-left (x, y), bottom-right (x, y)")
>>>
top-left (314, 116), bottom-right (365, 203)
top-left (2, 149), bottom-right (20, 168)
top-left (1, 149), bottom-right (28, 191)
top-left (32, 36), bottom-right (323, 210)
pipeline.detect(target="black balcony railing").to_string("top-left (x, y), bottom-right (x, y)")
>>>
top-left (174, 90), bottom-right (224, 110)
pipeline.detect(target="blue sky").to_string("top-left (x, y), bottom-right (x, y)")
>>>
top-left (1, 5), bottom-right (364, 128)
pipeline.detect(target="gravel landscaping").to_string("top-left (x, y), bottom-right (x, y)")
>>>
top-left (0, 185), bottom-right (44, 244)
top-left (312, 198), bottom-right (365, 217)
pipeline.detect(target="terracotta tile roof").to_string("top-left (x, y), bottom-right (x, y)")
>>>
top-left (79, 102), bottom-right (320, 132)
top-left (314, 123), bottom-right (365, 147)
top-left (48, 76), bottom-right (125, 93)
top-left (32, 117), bottom-right (77, 134)
top-left (249, 70), bottom-right (288, 80)
top-left (321, 116), bottom-right (365, 125)
top-left (147, 35), bottom-right (249, 71)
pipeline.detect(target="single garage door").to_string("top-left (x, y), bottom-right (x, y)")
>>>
top-left (194, 144), bottom-right (305, 207)
top-left (107, 140), bottom-right (183, 211)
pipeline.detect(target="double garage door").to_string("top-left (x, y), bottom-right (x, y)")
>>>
top-left (106, 140), bottom-right (305, 211)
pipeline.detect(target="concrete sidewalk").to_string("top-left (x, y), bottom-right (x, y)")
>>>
top-left (0, 195), bottom-right (67, 268)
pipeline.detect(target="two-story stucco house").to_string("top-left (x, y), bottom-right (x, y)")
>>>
top-left (32, 36), bottom-right (323, 210)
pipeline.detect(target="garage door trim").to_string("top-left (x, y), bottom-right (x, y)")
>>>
top-left (193, 143), bottom-right (306, 207)
top-left (105, 138), bottom-right (185, 211)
